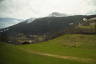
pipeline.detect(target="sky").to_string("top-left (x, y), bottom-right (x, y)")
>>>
top-left (0, 0), bottom-right (96, 19)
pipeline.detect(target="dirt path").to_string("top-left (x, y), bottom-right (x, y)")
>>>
top-left (19, 48), bottom-right (96, 63)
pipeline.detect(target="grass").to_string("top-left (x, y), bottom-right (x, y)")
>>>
top-left (0, 42), bottom-right (89, 64)
top-left (79, 25), bottom-right (95, 29)
top-left (0, 34), bottom-right (96, 64)
top-left (17, 34), bottom-right (96, 59)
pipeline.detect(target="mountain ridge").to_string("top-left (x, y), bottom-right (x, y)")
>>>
top-left (0, 18), bottom-right (22, 29)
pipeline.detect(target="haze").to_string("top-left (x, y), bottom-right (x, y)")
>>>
top-left (0, 0), bottom-right (96, 19)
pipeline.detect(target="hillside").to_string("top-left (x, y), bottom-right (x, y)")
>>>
top-left (17, 34), bottom-right (96, 58)
top-left (0, 14), bottom-right (96, 44)
top-left (0, 34), bottom-right (96, 64)
top-left (1, 42), bottom-right (86, 64)
top-left (0, 15), bottom-right (95, 34)
top-left (5, 15), bottom-right (84, 33)
top-left (0, 15), bottom-right (85, 44)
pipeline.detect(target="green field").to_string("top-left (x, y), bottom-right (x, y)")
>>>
top-left (0, 34), bottom-right (96, 64)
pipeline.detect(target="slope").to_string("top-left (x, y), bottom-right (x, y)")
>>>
top-left (17, 34), bottom-right (96, 61)
top-left (0, 42), bottom-right (90, 64)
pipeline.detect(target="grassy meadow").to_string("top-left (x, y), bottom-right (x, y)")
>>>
top-left (0, 34), bottom-right (96, 64)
